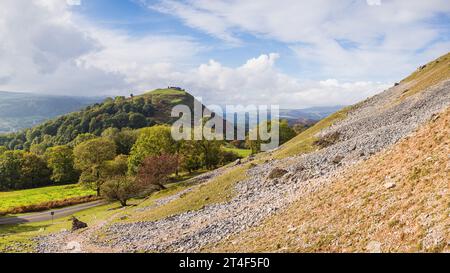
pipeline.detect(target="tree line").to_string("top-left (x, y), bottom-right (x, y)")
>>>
top-left (0, 125), bottom-right (240, 195)
top-left (0, 92), bottom-right (192, 151)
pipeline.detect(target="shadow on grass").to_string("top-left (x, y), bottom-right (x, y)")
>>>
top-left (0, 222), bottom-right (51, 236)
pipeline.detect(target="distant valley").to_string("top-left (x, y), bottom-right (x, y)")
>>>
top-left (279, 106), bottom-right (345, 125)
top-left (0, 91), bottom-right (102, 134)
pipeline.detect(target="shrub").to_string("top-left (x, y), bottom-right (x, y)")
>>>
top-left (220, 150), bottom-right (241, 165)
top-left (268, 168), bottom-right (288, 179)
top-left (314, 132), bottom-right (341, 148)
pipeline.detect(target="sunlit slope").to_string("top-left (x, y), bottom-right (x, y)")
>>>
top-left (400, 52), bottom-right (450, 99)
top-left (273, 52), bottom-right (450, 159)
top-left (210, 107), bottom-right (450, 253)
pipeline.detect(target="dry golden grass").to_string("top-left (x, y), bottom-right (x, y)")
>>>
top-left (209, 108), bottom-right (450, 253)
top-left (400, 52), bottom-right (450, 99)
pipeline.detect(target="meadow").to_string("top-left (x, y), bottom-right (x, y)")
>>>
top-left (0, 184), bottom-right (96, 216)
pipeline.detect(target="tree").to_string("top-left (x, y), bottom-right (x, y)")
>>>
top-left (30, 143), bottom-right (48, 155)
top-left (0, 146), bottom-right (7, 155)
top-left (246, 119), bottom-right (297, 154)
top-left (101, 128), bottom-right (137, 155)
top-left (136, 154), bottom-right (178, 191)
top-left (0, 150), bottom-right (24, 190)
top-left (70, 133), bottom-right (96, 147)
top-left (197, 138), bottom-right (223, 170)
top-left (279, 119), bottom-right (297, 145)
top-left (99, 155), bottom-right (134, 206)
top-left (128, 125), bottom-right (177, 173)
top-left (100, 155), bottom-right (129, 178)
top-left (74, 138), bottom-right (116, 196)
top-left (45, 145), bottom-right (79, 184)
top-left (180, 141), bottom-right (203, 173)
top-left (0, 150), bottom-right (51, 190)
top-left (20, 152), bottom-right (52, 189)
top-left (101, 127), bottom-right (120, 139)
top-left (101, 176), bottom-right (138, 207)
top-left (128, 112), bottom-right (147, 129)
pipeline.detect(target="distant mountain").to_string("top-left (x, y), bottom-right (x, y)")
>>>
top-left (0, 91), bottom-right (102, 134)
top-left (279, 106), bottom-right (345, 126)
top-left (0, 88), bottom-right (209, 150)
top-left (222, 106), bottom-right (344, 130)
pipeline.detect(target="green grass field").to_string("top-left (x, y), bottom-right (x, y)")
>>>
top-left (222, 147), bottom-right (252, 158)
top-left (0, 184), bottom-right (96, 213)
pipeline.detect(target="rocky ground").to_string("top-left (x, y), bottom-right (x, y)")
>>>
top-left (35, 79), bottom-right (450, 253)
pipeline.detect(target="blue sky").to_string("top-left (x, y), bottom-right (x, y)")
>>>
top-left (0, 0), bottom-right (449, 108)
top-left (73, 0), bottom-right (300, 73)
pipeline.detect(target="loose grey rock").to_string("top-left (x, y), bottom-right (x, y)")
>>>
top-left (71, 217), bottom-right (87, 231)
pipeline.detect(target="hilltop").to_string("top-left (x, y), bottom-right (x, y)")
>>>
top-left (0, 88), bottom-right (198, 150)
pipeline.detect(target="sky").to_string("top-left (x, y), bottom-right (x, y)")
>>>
top-left (0, 0), bottom-right (449, 108)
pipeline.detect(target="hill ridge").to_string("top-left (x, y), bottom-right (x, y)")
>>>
top-left (0, 88), bottom-right (198, 150)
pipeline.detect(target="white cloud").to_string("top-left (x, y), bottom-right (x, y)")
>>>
top-left (66, 0), bottom-right (81, 6)
top-left (150, 0), bottom-right (450, 81)
top-left (168, 53), bottom-right (391, 108)
top-left (0, 0), bottom-right (201, 96)
top-left (366, 0), bottom-right (381, 6)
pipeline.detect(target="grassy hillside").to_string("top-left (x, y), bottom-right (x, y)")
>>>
top-left (273, 106), bottom-right (350, 159)
top-left (0, 174), bottom-right (244, 252)
top-left (210, 107), bottom-right (449, 253)
top-left (400, 52), bottom-right (450, 99)
top-left (127, 165), bottom-right (249, 223)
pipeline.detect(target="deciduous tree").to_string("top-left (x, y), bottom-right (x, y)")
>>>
top-left (136, 154), bottom-right (178, 191)
top-left (74, 138), bottom-right (116, 196)
top-left (128, 125), bottom-right (176, 173)
top-left (45, 145), bottom-right (79, 184)
top-left (101, 176), bottom-right (137, 207)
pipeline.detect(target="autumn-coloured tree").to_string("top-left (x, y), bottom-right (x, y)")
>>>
top-left (136, 154), bottom-right (178, 191)
top-left (128, 125), bottom-right (177, 174)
